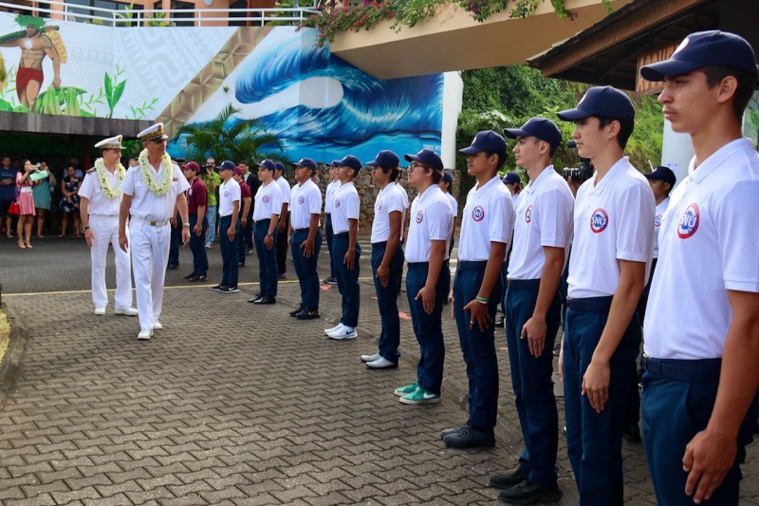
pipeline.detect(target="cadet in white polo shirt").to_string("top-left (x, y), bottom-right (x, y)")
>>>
top-left (79, 135), bottom-right (137, 317)
top-left (393, 149), bottom-right (453, 405)
top-left (439, 170), bottom-right (457, 255)
top-left (491, 118), bottom-right (572, 504)
top-left (323, 161), bottom-right (341, 285)
top-left (273, 161), bottom-right (291, 279)
top-left (639, 31), bottom-right (759, 506)
top-left (119, 123), bottom-right (191, 340)
top-left (249, 159), bottom-right (282, 305)
top-left (556, 87), bottom-right (655, 506)
top-left (360, 150), bottom-right (407, 369)
top-left (442, 130), bottom-right (512, 450)
top-left (288, 158), bottom-right (323, 320)
top-left (211, 160), bottom-right (241, 294)
top-left (324, 155), bottom-right (362, 340)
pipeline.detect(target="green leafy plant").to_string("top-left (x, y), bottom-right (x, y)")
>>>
top-left (127, 97), bottom-right (159, 120)
top-left (104, 65), bottom-right (127, 118)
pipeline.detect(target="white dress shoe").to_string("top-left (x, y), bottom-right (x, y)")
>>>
top-left (324, 323), bottom-right (344, 335)
top-left (360, 353), bottom-right (381, 363)
top-left (366, 357), bottom-right (398, 369)
top-left (94, 306), bottom-right (106, 316)
top-left (137, 329), bottom-right (152, 340)
top-left (328, 326), bottom-right (357, 340)
top-left (152, 321), bottom-right (163, 330)
top-left (114, 306), bottom-right (138, 316)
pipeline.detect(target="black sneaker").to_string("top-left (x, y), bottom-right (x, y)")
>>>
top-left (210, 285), bottom-right (223, 291)
top-left (238, 262), bottom-right (245, 267)
top-left (490, 468), bottom-right (529, 490)
top-left (219, 286), bottom-right (239, 294)
top-left (296, 309), bottom-right (320, 320)
top-left (183, 273), bottom-right (195, 280)
top-left (253, 296), bottom-right (276, 305)
top-left (289, 307), bottom-right (304, 317)
top-left (440, 422), bottom-right (471, 440)
top-left (248, 294), bottom-right (263, 303)
top-left (324, 276), bottom-right (337, 285)
top-left (442, 425), bottom-right (495, 449)
top-left (189, 274), bottom-right (207, 282)
top-left (245, 249), bottom-right (253, 256)
top-left (499, 479), bottom-right (561, 504)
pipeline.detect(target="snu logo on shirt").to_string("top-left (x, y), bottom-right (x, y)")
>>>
top-left (590, 208), bottom-right (609, 233)
top-left (677, 203), bottom-right (699, 239)
top-left (415, 210), bottom-right (424, 223)
top-left (334, 198), bottom-right (341, 208)
top-left (654, 214), bottom-right (662, 227)
top-left (472, 205), bottom-right (485, 222)
top-left (525, 204), bottom-right (533, 223)
top-left (262, 195), bottom-right (270, 204)
top-left (298, 195), bottom-right (305, 205)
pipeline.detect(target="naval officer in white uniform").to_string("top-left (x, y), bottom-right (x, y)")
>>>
top-left (119, 123), bottom-right (190, 340)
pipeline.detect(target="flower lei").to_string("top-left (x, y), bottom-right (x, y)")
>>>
top-left (94, 158), bottom-right (126, 199)
top-left (138, 149), bottom-right (174, 196)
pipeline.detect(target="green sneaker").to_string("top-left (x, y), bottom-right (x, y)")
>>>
top-left (399, 386), bottom-right (440, 405)
top-left (394, 382), bottom-right (418, 397)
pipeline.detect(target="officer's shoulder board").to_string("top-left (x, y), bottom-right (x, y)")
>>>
top-left (86, 167), bottom-right (96, 174)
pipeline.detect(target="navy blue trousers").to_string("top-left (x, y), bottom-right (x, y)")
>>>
top-left (504, 280), bottom-right (561, 486)
top-left (291, 228), bottom-right (322, 311)
top-left (188, 215), bottom-right (208, 276)
top-left (332, 232), bottom-right (360, 328)
top-left (168, 212), bottom-right (181, 267)
top-left (253, 220), bottom-right (278, 298)
top-left (406, 261), bottom-right (449, 395)
top-left (236, 211), bottom-right (247, 264)
top-left (325, 214), bottom-right (336, 279)
top-left (453, 261), bottom-right (502, 430)
top-left (218, 215), bottom-right (239, 288)
top-left (563, 297), bottom-right (640, 506)
top-left (642, 359), bottom-right (759, 506)
top-left (371, 242), bottom-right (404, 363)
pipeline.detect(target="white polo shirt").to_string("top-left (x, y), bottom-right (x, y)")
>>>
top-left (218, 178), bottom-right (241, 218)
top-left (78, 166), bottom-right (125, 216)
top-left (405, 185), bottom-right (453, 263)
top-left (290, 179), bottom-right (322, 230)
top-left (120, 162), bottom-right (190, 222)
top-left (371, 183), bottom-right (406, 244)
top-left (508, 166), bottom-right (574, 280)
top-left (395, 181), bottom-right (410, 210)
top-left (276, 176), bottom-right (291, 205)
top-left (331, 180), bottom-right (359, 234)
top-left (445, 192), bottom-right (458, 218)
top-left (458, 176), bottom-right (513, 262)
top-left (253, 181), bottom-right (282, 222)
top-left (652, 197), bottom-right (670, 259)
top-left (325, 180), bottom-right (341, 214)
top-left (567, 157), bottom-right (655, 299)
top-left (644, 138), bottom-right (759, 360)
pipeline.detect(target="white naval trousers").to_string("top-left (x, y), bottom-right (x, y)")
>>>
top-left (90, 215), bottom-right (133, 309)
top-left (130, 218), bottom-right (171, 332)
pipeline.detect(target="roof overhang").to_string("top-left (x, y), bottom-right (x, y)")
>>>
top-left (0, 112), bottom-right (151, 138)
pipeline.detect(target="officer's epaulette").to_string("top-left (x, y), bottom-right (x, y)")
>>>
top-left (86, 167), bottom-right (96, 174)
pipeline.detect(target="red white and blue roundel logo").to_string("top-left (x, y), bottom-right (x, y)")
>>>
top-left (654, 214), bottom-right (662, 227)
top-left (415, 210), bottom-right (424, 223)
top-left (472, 205), bottom-right (485, 222)
top-left (298, 195), bottom-right (305, 205)
top-left (677, 203), bottom-right (699, 239)
top-left (262, 195), bottom-right (270, 204)
top-left (590, 208), bottom-right (609, 233)
top-left (525, 204), bottom-right (533, 223)
top-left (334, 198), bottom-right (341, 208)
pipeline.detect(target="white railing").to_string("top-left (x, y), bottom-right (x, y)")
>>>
top-left (0, 0), bottom-right (319, 27)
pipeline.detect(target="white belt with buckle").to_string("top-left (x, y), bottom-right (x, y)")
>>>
top-left (131, 216), bottom-right (169, 227)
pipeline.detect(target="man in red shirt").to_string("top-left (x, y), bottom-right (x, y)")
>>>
top-left (182, 162), bottom-right (208, 281)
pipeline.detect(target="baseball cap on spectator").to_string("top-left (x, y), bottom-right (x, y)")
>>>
top-left (557, 86), bottom-right (635, 121)
top-left (233, 167), bottom-right (244, 176)
top-left (366, 150), bottom-right (400, 168)
top-left (404, 149), bottom-right (443, 171)
top-left (337, 155), bottom-right (362, 172)
top-left (502, 172), bottom-right (520, 185)
top-left (504, 117), bottom-right (562, 152)
top-left (640, 30), bottom-right (758, 82)
top-left (645, 166), bottom-right (677, 187)
top-left (458, 130), bottom-right (507, 155)
top-left (442, 171), bottom-right (453, 184)
top-left (217, 160), bottom-right (235, 171)
top-left (294, 158), bottom-right (318, 171)
top-left (182, 161), bottom-right (200, 173)
top-left (274, 162), bottom-right (285, 172)
top-left (258, 159), bottom-right (276, 171)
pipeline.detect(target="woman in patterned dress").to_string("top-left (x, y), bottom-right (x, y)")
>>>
top-left (59, 165), bottom-right (81, 238)
top-left (15, 159), bottom-right (36, 248)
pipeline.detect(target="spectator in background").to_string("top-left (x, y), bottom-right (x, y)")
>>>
top-left (0, 154), bottom-right (17, 238)
top-left (59, 164), bottom-right (81, 238)
top-left (128, 157), bottom-right (138, 168)
top-left (15, 159), bottom-right (37, 248)
top-left (32, 160), bottom-right (55, 238)
top-left (181, 162), bottom-right (208, 282)
top-left (202, 157), bottom-right (220, 248)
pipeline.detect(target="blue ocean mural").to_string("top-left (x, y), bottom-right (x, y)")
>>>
top-left (169, 28), bottom-right (444, 164)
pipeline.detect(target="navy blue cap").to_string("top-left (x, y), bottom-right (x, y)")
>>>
top-left (366, 150), bottom-right (400, 168)
top-left (458, 130), bottom-right (508, 155)
top-left (502, 172), bottom-right (520, 185)
top-left (294, 158), bottom-right (317, 171)
top-left (404, 149), bottom-right (443, 171)
top-left (257, 159), bottom-right (276, 171)
top-left (328, 160), bottom-right (341, 167)
top-left (645, 166), bottom-right (676, 187)
top-left (441, 171), bottom-right (453, 184)
top-left (337, 155), bottom-right (362, 171)
top-left (504, 117), bottom-right (562, 152)
top-left (557, 86), bottom-right (635, 121)
top-left (641, 30), bottom-right (758, 82)
top-left (274, 162), bottom-right (285, 172)
top-left (217, 160), bottom-right (235, 171)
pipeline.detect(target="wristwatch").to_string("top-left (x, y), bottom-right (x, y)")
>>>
top-left (182, 223), bottom-right (190, 227)
top-left (267, 232), bottom-right (274, 237)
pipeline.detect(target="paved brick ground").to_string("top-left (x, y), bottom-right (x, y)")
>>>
top-left (1, 254), bottom-right (757, 505)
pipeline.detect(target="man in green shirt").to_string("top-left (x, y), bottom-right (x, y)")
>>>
top-left (202, 157), bottom-right (220, 248)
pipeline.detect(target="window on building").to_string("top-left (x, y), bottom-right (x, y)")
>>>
top-left (64, 0), bottom-right (141, 26)
top-left (229, 0), bottom-right (250, 27)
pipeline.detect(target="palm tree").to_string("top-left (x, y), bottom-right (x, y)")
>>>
top-left (175, 104), bottom-right (288, 164)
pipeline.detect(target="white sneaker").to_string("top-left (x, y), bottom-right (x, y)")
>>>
top-left (137, 329), bottom-right (152, 340)
top-left (94, 306), bottom-right (106, 316)
top-left (152, 321), bottom-right (163, 330)
top-left (114, 306), bottom-right (138, 316)
top-left (360, 353), bottom-right (381, 363)
top-left (328, 326), bottom-right (357, 340)
top-left (366, 357), bottom-right (398, 369)
top-left (324, 323), bottom-right (344, 335)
